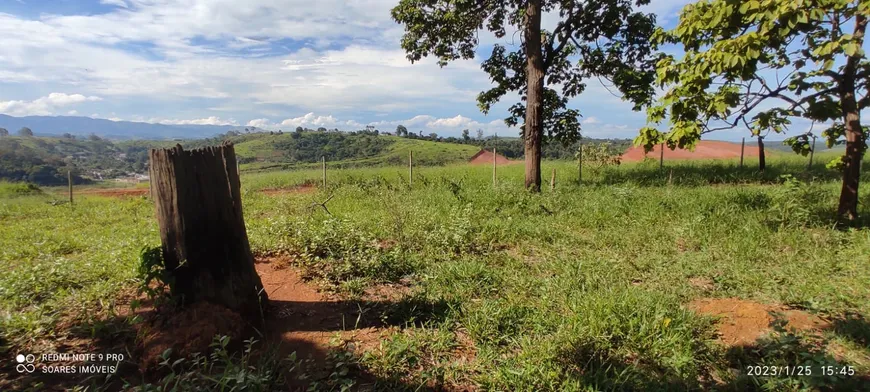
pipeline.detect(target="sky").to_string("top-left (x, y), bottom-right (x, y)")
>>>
top-left (0, 0), bottom-right (806, 140)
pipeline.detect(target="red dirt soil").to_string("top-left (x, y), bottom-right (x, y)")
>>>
top-left (129, 256), bottom-right (394, 378)
top-left (469, 149), bottom-right (513, 165)
top-left (75, 187), bottom-right (149, 198)
top-left (139, 302), bottom-right (245, 370)
top-left (254, 256), bottom-right (393, 371)
top-left (621, 140), bottom-right (767, 162)
top-left (688, 298), bottom-right (830, 346)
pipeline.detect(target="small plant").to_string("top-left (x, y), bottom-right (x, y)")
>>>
top-left (136, 246), bottom-right (174, 303)
top-left (0, 181), bottom-right (42, 198)
top-left (821, 123), bottom-right (868, 172)
top-left (577, 142), bottom-right (622, 176)
top-left (131, 335), bottom-right (287, 391)
top-left (276, 217), bottom-right (417, 293)
top-left (767, 175), bottom-right (820, 229)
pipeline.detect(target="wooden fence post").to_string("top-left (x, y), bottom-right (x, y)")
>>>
top-left (321, 156), bottom-right (326, 188)
top-left (578, 142), bottom-right (582, 184)
top-left (659, 143), bottom-right (665, 171)
top-left (149, 143), bottom-right (267, 321)
top-left (409, 150), bottom-right (413, 187)
top-left (758, 136), bottom-right (766, 172)
top-left (739, 137), bottom-right (745, 168)
top-left (492, 148), bottom-right (497, 188)
top-left (68, 170), bottom-right (73, 204)
top-left (550, 168), bottom-right (556, 191)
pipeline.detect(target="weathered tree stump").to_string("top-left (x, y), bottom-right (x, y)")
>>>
top-left (148, 143), bottom-right (267, 321)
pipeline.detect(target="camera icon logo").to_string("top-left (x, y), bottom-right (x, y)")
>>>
top-left (15, 354), bottom-right (36, 373)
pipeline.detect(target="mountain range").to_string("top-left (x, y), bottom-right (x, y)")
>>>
top-left (0, 114), bottom-right (263, 140)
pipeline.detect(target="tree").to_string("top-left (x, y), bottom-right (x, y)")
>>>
top-left (576, 142), bottom-right (622, 175)
top-left (62, 133), bottom-right (74, 139)
top-left (396, 124), bottom-right (408, 137)
top-left (392, 0), bottom-right (657, 191)
top-left (462, 129), bottom-right (470, 142)
top-left (88, 133), bottom-right (102, 141)
top-left (476, 129), bottom-right (485, 141)
top-left (18, 127), bottom-right (33, 137)
top-left (429, 132), bottom-right (439, 140)
top-left (317, 127), bottom-right (328, 132)
top-left (638, 0), bottom-right (868, 221)
top-left (0, 128), bottom-right (7, 137)
top-left (28, 165), bottom-right (62, 185)
top-left (295, 126), bottom-right (304, 133)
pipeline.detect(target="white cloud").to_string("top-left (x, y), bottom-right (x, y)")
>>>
top-left (427, 115), bottom-right (476, 128)
top-left (76, 113), bottom-right (239, 126)
top-left (582, 116), bottom-right (601, 125)
top-left (153, 116), bottom-right (239, 126)
top-left (244, 113), bottom-right (515, 137)
top-left (100, 0), bottom-right (129, 8)
top-left (246, 118), bottom-right (273, 128)
top-left (0, 93), bottom-right (102, 116)
top-left (247, 112), bottom-right (365, 130)
top-left (0, 0), bottom-right (698, 140)
top-left (0, 8), bottom-right (487, 113)
top-left (280, 113), bottom-right (340, 128)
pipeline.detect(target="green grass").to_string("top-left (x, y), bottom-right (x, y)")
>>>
top-left (237, 134), bottom-right (482, 172)
top-left (0, 181), bottom-right (42, 198)
top-left (0, 192), bottom-right (157, 349)
top-left (2, 153), bottom-right (870, 390)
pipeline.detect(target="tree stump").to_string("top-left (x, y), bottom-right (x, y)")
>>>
top-left (148, 143), bottom-right (267, 321)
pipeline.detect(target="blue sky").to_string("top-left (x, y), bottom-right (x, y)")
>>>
top-left (0, 0), bottom-right (810, 140)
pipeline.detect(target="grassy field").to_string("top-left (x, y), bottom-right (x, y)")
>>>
top-left (2, 153), bottom-right (870, 391)
top-left (237, 133), bottom-right (482, 172)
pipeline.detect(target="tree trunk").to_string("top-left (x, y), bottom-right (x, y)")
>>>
top-left (149, 143), bottom-right (267, 321)
top-left (523, 0), bottom-right (545, 191)
top-left (757, 136), bottom-right (765, 172)
top-left (837, 14), bottom-right (867, 222)
top-left (838, 114), bottom-right (863, 222)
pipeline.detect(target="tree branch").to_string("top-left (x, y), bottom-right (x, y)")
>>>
top-left (544, 8), bottom-right (576, 70)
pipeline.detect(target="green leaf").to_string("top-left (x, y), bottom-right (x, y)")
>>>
top-left (844, 42), bottom-right (858, 57)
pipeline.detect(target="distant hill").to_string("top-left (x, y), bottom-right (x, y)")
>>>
top-left (0, 127), bottom-right (656, 185)
top-left (0, 131), bottom-right (483, 185)
top-left (233, 132), bottom-right (481, 171)
top-left (0, 114), bottom-right (264, 140)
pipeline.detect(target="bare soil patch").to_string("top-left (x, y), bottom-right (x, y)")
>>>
top-left (688, 277), bottom-right (715, 291)
top-left (254, 256), bottom-right (396, 381)
top-left (688, 298), bottom-right (830, 346)
top-left (138, 302), bottom-right (244, 370)
top-left (468, 149), bottom-right (514, 165)
top-left (76, 187), bottom-right (149, 198)
top-left (621, 140), bottom-right (768, 162)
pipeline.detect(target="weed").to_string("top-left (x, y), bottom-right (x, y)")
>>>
top-left (130, 336), bottom-right (287, 391)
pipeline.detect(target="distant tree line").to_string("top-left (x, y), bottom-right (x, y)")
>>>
top-left (387, 123), bottom-right (632, 160)
top-left (0, 124), bottom-right (634, 185)
top-left (475, 137), bottom-right (632, 160)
